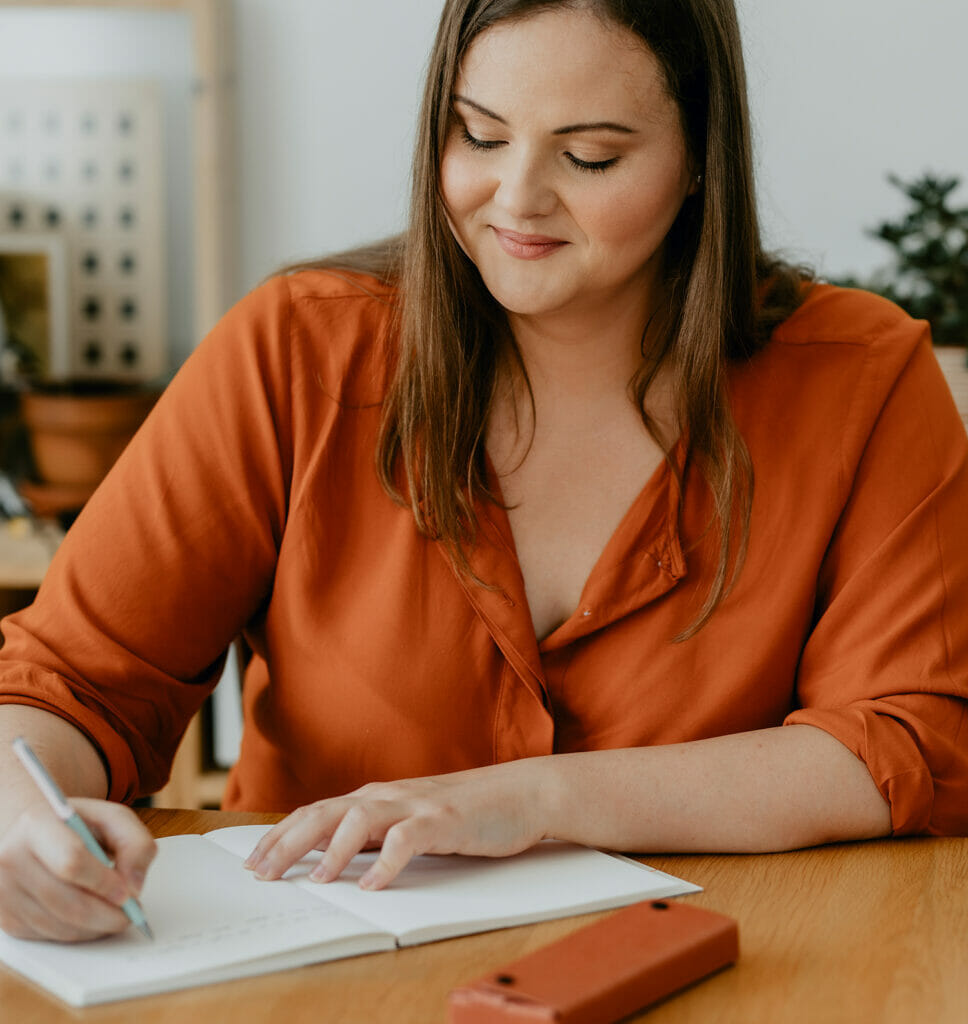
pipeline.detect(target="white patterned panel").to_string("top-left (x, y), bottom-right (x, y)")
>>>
top-left (0, 79), bottom-right (166, 381)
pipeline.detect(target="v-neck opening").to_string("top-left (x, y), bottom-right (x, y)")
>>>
top-left (482, 436), bottom-right (688, 650)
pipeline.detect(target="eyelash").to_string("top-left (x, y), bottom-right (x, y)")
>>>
top-left (459, 128), bottom-right (619, 174)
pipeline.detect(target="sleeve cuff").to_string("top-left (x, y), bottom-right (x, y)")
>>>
top-left (0, 679), bottom-right (141, 803)
top-left (783, 704), bottom-right (934, 835)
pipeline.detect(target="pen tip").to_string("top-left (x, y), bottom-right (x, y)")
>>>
top-left (140, 922), bottom-right (155, 941)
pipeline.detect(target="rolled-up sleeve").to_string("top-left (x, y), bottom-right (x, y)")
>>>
top-left (785, 326), bottom-right (968, 835)
top-left (0, 276), bottom-right (294, 801)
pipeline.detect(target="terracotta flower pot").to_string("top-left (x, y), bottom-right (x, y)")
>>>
top-left (20, 380), bottom-right (159, 492)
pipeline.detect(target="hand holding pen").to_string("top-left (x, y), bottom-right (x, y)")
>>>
top-left (0, 738), bottom-right (155, 942)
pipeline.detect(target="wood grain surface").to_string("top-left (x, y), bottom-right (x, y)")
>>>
top-left (3, 809), bottom-right (966, 1023)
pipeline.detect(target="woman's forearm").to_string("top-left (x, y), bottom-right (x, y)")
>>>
top-left (246, 723), bottom-right (893, 890)
top-left (538, 724), bottom-right (892, 853)
top-left (0, 705), bottom-right (109, 834)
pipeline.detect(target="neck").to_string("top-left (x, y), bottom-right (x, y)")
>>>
top-left (490, 296), bottom-right (677, 463)
top-left (503, 288), bottom-right (663, 403)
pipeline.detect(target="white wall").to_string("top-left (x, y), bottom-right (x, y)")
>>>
top-left (738, 0), bottom-right (968, 278)
top-left (234, 0), bottom-right (443, 289)
top-left (0, 8), bottom-right (196, 366)
top-left (235, 0), bottom-right (967, 290)
top-left (2, 1), bottom-right (966, 359)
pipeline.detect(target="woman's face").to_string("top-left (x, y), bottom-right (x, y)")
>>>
top-left (440, 7), bottom-right (698, 328)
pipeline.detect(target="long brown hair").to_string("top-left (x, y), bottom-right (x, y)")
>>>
top-left (300, 0), bottom-right (809, 638)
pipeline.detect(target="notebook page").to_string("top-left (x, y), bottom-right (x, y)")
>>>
top-left (0, 834), bottom-right (392, 1005)
top-left (205, 825), bottom-right (700, 945)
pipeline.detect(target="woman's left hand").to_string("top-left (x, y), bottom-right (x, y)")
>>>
top-left (242, 760), bottom-right (553, 890)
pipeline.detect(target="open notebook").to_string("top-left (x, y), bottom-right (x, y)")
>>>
top-left (0, 824), bottom-right (699, 1007)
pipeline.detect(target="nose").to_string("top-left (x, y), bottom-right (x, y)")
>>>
top-left (494, 149), bottom-right (558, 220)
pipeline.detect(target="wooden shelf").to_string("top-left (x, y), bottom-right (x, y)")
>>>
top-left (0, 517), bottom-right (62, 590)
top-left (153, 714), bottom-right (229, 809)
top-left (936, 347), bottom-right (968, 429)
top-left (1, 0), bottom-right (238, 809)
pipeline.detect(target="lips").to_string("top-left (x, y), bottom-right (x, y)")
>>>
top-left (492, 227), bottom-right (568, 260)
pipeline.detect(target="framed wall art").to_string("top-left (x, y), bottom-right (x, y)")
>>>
top-left (0, 232), bottom-right (69, 381)
top-left (0, 79), bottom-right (167, 380)
top-left (0, 0), bottom-right (237, 381)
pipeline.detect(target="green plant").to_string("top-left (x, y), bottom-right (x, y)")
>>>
top-left (837, 173), bottom-right (968, 347)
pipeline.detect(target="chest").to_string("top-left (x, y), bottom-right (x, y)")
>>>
top-left (491, 417), bottom-right (668, 640)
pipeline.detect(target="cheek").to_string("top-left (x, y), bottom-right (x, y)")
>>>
top-left (440, 147), bottom-right (492, 223)
top-left (583, 174), bottom-right (689, 255)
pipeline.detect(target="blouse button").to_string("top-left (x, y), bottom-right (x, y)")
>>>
top-left (582, 609), bottom-right (592, 618)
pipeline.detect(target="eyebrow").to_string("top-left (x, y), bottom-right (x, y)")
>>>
top-left (452, 95), bottom-right (637, 136)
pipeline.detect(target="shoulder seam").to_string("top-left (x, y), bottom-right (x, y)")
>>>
top-left (284, 269), bottom-right (396, 306)
top-left (773, 285), bottom-right (923, 349)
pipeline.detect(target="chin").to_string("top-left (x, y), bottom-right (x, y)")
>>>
top-left (477, 274), bottom-right (576, 318)
top-left (488, 293), bottom-right (571, 318)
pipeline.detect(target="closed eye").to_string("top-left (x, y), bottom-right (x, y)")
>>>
top-left (566, 153), bottom-right (620, 173)
top-left (460, 127), bottom-right (619, 174)
top-left (461, 127), bottom-right (505, 152)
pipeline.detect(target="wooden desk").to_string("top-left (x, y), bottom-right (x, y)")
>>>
top-left (3, 809), bottom-right (967, 1023)
top-left (0, 517), bottom-right (61, 617)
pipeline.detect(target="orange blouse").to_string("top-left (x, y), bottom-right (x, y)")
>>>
top-left (1, 271), bottom-right (965, 835)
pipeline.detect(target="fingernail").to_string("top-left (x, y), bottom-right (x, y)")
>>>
top-left (252, 859), bottom-right (272, 879)
top-left (129, 870), bottom-right (146, 895)
top-left (309, 862), bottom-right (333, 883)
top-left (359, 869), bottom-right (379, 890)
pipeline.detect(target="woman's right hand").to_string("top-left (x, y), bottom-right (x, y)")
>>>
top-left (0, 797), bottom-right (156, 942)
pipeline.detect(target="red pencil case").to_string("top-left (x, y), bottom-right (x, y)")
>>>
top-left (447, 898), bottom-right (738, 1023)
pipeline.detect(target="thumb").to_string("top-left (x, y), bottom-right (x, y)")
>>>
top-left (72, 798), bottom-right (157, 896)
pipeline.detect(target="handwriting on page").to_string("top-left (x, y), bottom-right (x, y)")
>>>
top-left (116, 905), bottom-right (327, 963)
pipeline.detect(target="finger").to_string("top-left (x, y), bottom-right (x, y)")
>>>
top-left (25, 846), bottom-right (130, 939)
top-left (243, 816), bottom-right (298, 871)
top-left (247, 803), bottom-right (345, 880)
top-left (309, 804), bottom-right (388, 883)
top-left (15, 806), bottom-right (133, 910)
top-left (0, 875), bottom-right (106, 942)
top-left (71, 798), bottom-right (157, 896)
top-left (0, 877), bottom-right (79, 941)
top-left (0, 847), bottom-right (129, 941)
top-left (0, 803), bottom-right (131, 942)
top-left (244, 782), bottom-right (414, 873)
top-left (243, 811), bottom-right (312, 869)
top-left (358, 819), bottom-right (426, 890)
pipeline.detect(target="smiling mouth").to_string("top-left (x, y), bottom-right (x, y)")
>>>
top-left (492, 228), bottom-right (568, 260)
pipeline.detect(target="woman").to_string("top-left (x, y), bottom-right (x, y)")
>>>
top-left (1, 0), bottom-right (965, 942)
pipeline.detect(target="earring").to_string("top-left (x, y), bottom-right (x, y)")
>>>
top-left (696, 173), bottom-right (704, 185)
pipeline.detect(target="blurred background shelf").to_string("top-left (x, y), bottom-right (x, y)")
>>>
top-left (0, 0), bottom-right (238, 809)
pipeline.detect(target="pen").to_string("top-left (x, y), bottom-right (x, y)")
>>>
top-left (11, 736), bottom-right (154, 940)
